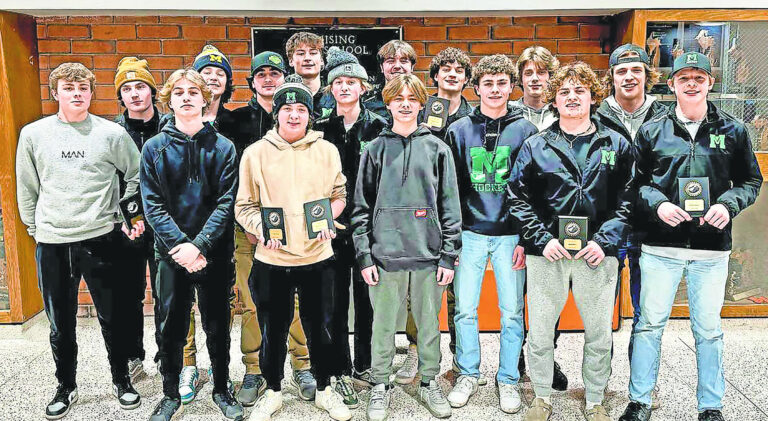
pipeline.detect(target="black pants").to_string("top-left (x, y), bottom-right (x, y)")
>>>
top-left (250, 258), bottom-right (346, 390)
top-left (36, 226), bottom-right (129, 388)
top-left (156, 255), bottom-right (233, 398)
top-left (122, 227), bottom-right (159, 362)
top-left (333, 238), bottom-right (373, 374)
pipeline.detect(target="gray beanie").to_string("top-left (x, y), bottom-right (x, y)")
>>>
top-left (326, 46), bottom-right (369, 85)
top-left (272, 74), bottom-right (314, 116)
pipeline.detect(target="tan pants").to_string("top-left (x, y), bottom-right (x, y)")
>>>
top-left (183, 229), bottom-right (310, 372)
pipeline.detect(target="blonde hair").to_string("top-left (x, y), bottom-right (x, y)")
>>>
top-left (49, 62), bottom-right (95, 93)
top-left (545, 61), bottom-right (607, 115)
top-left (382, 74), bottom-right (428, 106)
top-left (515, 46), bottom-right (559, 85)
top-left (158, 68), bottom-right (213, 114)
top-left (377, 40), bottom-right (418, 66)
top-left (285, 32), bottom-right (324, 57)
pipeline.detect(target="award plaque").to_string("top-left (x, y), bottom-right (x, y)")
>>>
top-left (304, 198), bottom-right (335, 239)
top-left (558, 216), bottom-right (589, 251)
top-left (119, 192), bottom-right (144, 227)
top-left (422, 96), bottom-right (450, 130)
top-left (261, 207), bottom-right (287, 245)
top-left (678, 177), bottom-right (710, 217)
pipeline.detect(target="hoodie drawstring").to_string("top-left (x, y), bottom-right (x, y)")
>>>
top-left (402, 136), bottom-right (412, 185)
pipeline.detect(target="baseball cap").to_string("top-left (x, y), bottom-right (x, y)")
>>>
top-left (671, 52), bottom-right (712, 77)
top-left (609, 44), bottom-right (650, 67)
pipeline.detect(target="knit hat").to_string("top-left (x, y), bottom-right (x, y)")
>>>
top-left (114, 57), bottom-right (156, 96)
top-left (193, 44), bottom-right (232, 80)
top-left (272, 74), bottom-right (313, 116)
top-left (325, 46), bottom-right (368, 85)
top-left (609, 44), bottom-right (649, 67)
top-left (671, 51), bottom-right (712, 77)
top-left (250, 51), bottom-right (288, 76)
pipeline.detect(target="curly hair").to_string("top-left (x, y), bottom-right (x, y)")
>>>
top-left (515, 45), bottom-right (559, 85)
top-left (603, 62), bottom-right (662, 95)
top-left (471, 54), bottom-right (516, 86)
top-left (49, 62), bottom-right (95, 93)
top-left (158, 68), bottom-right (213, 115)
top-left (545, 61), bottom-right (607, 115)
top-left (429, 47), bottom-right (472, 86)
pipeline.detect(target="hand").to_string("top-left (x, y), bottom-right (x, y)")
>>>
top-left (542, 238), bottom-right (572, 262)
top-left (185, 254), bottom-right (208, 273)
top-left (700, 204), bottom-right (730, 230)
top-left (121, 220), bottom-right (145, 240)
top-left (511, 245), bottom-right (526, 270)
top-left (574, 241), bottom-right (606, 267)
top-left (262, 238), bottom-right (283, 250)
top-left (361, 265), bottom-right (380, 286)
top-left (168, 243), bottom-right (201, 268)
top-left (245, 231), bottom-right (260, 245)
top-left (657, 202), bottom-right (692, 227)
top-left (436, 266), bottom-right (455, 286)
top-left (317, 228), bottom-right (337, 242)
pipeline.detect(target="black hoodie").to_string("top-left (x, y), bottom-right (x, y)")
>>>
top-left (218, 97), bottom-right (274, 160)
top-left (140, 120), bottom-right (238, 259)
top-left (446, 105), bottom-right (538, 235)
top-left (351, 126), bottom-right (462, 271)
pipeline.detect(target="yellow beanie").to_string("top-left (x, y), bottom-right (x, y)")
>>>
top-left (114, 57), bottom-right (157, 96)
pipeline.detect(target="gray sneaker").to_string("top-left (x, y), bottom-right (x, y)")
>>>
top-left (235, 374), bottom-right (266, 407)
top-left (395, 345), bottom-right (418, 384)
top-left (367, 384), bottom-right (391, 421)
top-left (290, 369), bottom-right (317, 401)
top-left (418, 380), bottom-right (452, 418)
top-left (128, 358), bottom-right (145, 383)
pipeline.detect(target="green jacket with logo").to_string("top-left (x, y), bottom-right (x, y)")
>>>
top-left (446, 105), bottom-right (538, 235)
top-left (633, 102), bottom-right (762, 251)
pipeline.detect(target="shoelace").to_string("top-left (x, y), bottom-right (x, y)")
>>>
top-left (295, 370), bottom-right (314, 385)
top-left (53, 386), bottom-right (73, 403)
top-left (427, 384), bottom-right (447, 404)
top-left (403, 349), bottom-right (418, 370)
top-left (179, 368), bottom-right (196, 387)
top-left (336, 377), bottom-right (355, 396)
top-left (154, 398), bottom-right (178, 414)
top-left (454, 377), bottom-right (475, 395)
top-left (242, 375), bottom-right (260, 389)
top-left (369, 388), bottom-right (388, 409)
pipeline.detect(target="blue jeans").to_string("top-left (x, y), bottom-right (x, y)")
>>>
top-left (629, 252), bottom-right (728, 411)
top-left (454, 231), bottom-right (525, 385)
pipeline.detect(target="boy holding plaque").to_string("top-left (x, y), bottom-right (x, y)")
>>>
top-left (619, 52), bottom-right (762, 421)
top-left (507, 62), bottom-right (633, 421)
top-left (235, 75), bottom-right (352, 421)
top-left (445, 54), bottom-right (537, 413)
top-left (352, 74), bottom-right (462, 421)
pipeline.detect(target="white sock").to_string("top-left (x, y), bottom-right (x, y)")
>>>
top-left (538, 396), bottom-right (552, 405)
top-left (586, 401), bottom-right (601, 410)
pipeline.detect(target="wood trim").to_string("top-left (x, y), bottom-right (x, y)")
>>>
top-left (671, 304), bottom-right (768, 318)
top-left (0, 311), bottom-right (11, 324)
top-left (757, 153), bottom-right (768, 180)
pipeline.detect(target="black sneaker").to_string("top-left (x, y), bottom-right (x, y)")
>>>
top-left (149, 396), bottom-right (182, 421)
top-left (236, 373), bottom-right (266, 407)
top-left (552, 361), bottom-right (568, 391)
top-left (352, 368), bottom-right (374, 388)
top-left (45, 385), bottom-right (78, 420)
top-left (213, 390), bottom-right (245, 420)
top-left (699, 410), bottom-right (725, 421)
top-left (618, 401), bottom-right (652, 421)
top-left (113, 379), bottom-right (141, 410)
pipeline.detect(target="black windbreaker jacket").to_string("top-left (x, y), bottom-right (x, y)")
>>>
top-left (115, 107), bottom-right (165, 151)
top-left (446, 105), bottom-right (538, 235)
top-left (315, 107), bottom-right (388, 239)
top-left (140, 121), bottom-right (238, 259)
top-left (218, 98), bottom-right (274, 160)
top-left (633, 102), bottom-right (762, 251)
top-left (351, 126), bottom-right (462, 271)
top-left (507, 118), bottom-right (634, 256)
top-left (419, 95), bottom-right (475, 141)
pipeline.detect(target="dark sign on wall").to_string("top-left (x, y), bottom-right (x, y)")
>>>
top-left (251, 27), bottom-right (402, 84)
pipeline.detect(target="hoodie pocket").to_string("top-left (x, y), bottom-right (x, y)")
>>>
top-left (372, 207), bottom-right (442, 260)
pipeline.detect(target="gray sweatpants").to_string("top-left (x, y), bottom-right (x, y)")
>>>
top-left (369, 267), bottom-right (444, 384)
top-left (526, 255), bottom-right (618, 403)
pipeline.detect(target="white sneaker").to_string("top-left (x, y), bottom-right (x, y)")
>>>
top-left (395, 345), bottom-right (418, 384)
top-left (447, 375), bottom-right (478, 408)
top-left (247, 389), bottom-right (283, 421)
top-left (178, 366), bottom-right (199, 404)
top-left (418, 380), bottom-right (452, 418)
top-left (315, 383), bottom-right (352, 421)
top-left (367, 384), bottom-right (391, 421)
top-left (497, 382), bottom-right (522, 414)
top-left (128, 358), bottom-right (145, 383)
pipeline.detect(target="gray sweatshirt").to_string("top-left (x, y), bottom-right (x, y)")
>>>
top-left (16, 114), bottom-right (141, 243)
top-left (604, 94), bottom-right (657, 140)
top-left (509, 98), bottom-right (558, 132)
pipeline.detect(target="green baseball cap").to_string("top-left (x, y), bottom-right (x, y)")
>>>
top-left (250, 51), bottom-right (287, 76)
top-left (671, 52), bottom-right (712, 77)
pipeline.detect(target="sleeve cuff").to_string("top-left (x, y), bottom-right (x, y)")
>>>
top-left (438, 253), bottom-right (457, 269)
top-left (191, 235), bottom-right (211, 257)
top-left (716, 200), bottom-right (738, 218)
top-left (357, 253), bottom-right (374, 269)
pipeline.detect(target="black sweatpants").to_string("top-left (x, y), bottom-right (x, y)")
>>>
top-left (249, 258), bottom-right (346, 390)
top-left (122, 227), bottom-right (159, 362)
top-left (332, 238), bottom-right (373, 374)
top-left (35, 226), bottom-right (129, 388)
top-left (155, 254), bottom-right (233, 398)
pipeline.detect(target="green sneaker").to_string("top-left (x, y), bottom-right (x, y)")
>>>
top-left (333, 376), bottom-right (360, 409)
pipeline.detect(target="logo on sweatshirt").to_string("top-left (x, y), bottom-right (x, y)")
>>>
top-left (469, 146), bottom-right (512, 192)
top-left (600, 149), bottom-right (616, 167)
top-left (414, 209), bottom-right (428, 218)
top-left (61, 150), bottom-right (86, 159)
top-left (710, 134), bottom-right (726, 149)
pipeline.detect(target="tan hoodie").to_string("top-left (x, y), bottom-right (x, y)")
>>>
top-left (236, 128), bottom-right (346, 266)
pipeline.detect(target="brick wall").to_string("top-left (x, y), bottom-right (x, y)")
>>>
top-left (34, 14), bottom-right (614, 316)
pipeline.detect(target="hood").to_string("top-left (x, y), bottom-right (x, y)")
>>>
top-left (602, 95), bottom-right (657, 139)
top-left (377, 125), bottom-right (433, 185)
top-left (262, 128), bottom-right (324, 151)
top-left (160, 119), bottom-right (218, 183)
top-left (509, 99), bottom-right (552, 127)
top-left (470, 102), bottom-right (525, 123)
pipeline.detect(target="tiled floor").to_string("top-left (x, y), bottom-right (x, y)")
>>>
top-left (0, 316), bottom-right (766, 420)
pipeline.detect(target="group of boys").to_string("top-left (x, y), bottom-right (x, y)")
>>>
top-left (15, 27), bottom-right (761, 421)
